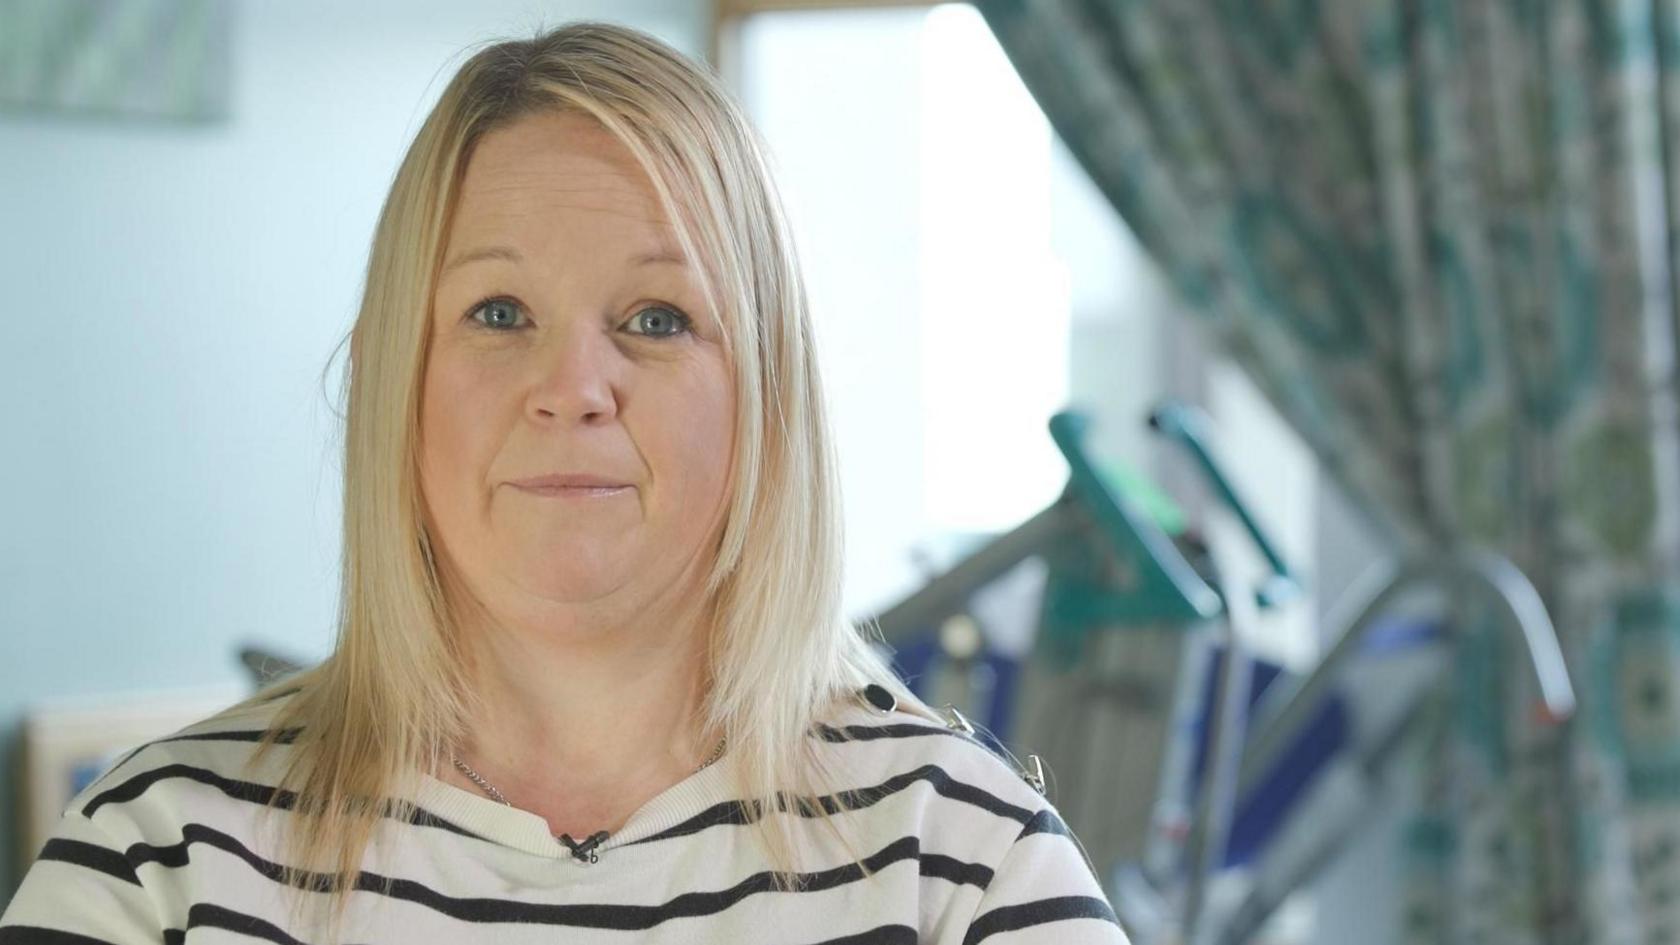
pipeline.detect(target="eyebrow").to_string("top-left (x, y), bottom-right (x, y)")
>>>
top-left (440, 245), bottom-right (689, 273)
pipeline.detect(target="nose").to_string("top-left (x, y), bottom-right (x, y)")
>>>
top-left (528, 319), bottom-right (621, 425)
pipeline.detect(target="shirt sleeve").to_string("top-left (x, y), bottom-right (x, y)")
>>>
top-left (960, 808), bottom-right (1132, 945)
top-left (0, 805), bottom-right (166, 945)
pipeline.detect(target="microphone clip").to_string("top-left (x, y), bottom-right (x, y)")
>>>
top-left (559, 829), bottom-right (610, 864)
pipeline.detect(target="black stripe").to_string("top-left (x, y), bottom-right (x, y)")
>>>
top-left (81, 762), bottom-right (292, 818)
top-left (0, 929), bottom-right (126, 945)
top-left (76, 740), bottom-right (166, 801)
top-left (962, 895), bottom-right (1121, 945)
top-left (185, 903), bottom-right (309, 945)
top-left (163, 931), bottom-right (184, 945)
top-left (803, 925), bottom-right (919, 945)
top-left (76, 727), bottom-right (303, 800)
top-left (919, 852), bottom-right (994, 889)
top-left (812, 722), bottom-right (968, 743)
top-left (629, 763), bottom-right (1036, 848)
top-left (1018, 807), bottom-right (1072, 839)
top-left (35, 836), bottom-right (141, 886)
top-left (81, 763), bottom-right (488, 843)
top-left (94, 744), bottom-right (153, 789)
top-left (123, 822), bottom-right (964, 929)
top-left (153, 727), bottom-right (303, 746)
top-left (107, 727), bottom-right (302, 780)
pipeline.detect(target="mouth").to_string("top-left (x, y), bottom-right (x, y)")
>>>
top-left (510, 483), bottom-right (633, 499)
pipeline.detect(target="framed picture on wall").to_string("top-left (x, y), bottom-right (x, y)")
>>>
top-left (17, 684), bottom-right (250, 866)
top-left (0, 0), bottom-right (234, 123)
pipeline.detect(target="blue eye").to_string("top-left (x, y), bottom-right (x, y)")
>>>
top-left (467, 297), bottom-right (524, 331)
top-left (463, 297), bottom-right (692, 337)
top-left (624, 304), bottom-right (692, 338)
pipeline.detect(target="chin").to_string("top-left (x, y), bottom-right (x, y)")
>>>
top-left (512, 557), bottom-right (640, 602)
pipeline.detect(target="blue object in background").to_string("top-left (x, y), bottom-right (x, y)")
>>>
top-left (1184, 616), bottom-right (1442, 868)
top-left (1185, 648), bottom-right (1345, 868)
top-left (889, 634), bottom-right (1021, 758)
top-left (887, 613), bottom-right (1444, 872)
top-left (68, 751), bottom-right (122, 797)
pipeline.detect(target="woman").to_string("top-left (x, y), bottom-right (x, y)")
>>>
top-left (1, 22), bottom-right (1126, 944)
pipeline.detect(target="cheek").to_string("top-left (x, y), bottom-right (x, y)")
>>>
top-left (420, 355), bottom-right (498, 490)
top-left (696, 375), bottom-right (737, 482)
top-left (664, 369), bottom-right (736, 497)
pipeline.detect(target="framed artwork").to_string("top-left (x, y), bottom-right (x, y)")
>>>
top-left (0, 0), bottom-right (233, 122)
top-left (17, 683), bottom-right (249, 865)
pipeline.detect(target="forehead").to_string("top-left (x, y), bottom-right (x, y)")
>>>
top-left (450, 111), bottom-right (679, 249)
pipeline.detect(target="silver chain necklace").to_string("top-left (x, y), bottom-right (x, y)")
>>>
top-left (448, 737), bottom-right (727, 864)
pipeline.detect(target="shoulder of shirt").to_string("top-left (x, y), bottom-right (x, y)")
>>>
top-left (63, 686), bottom-right (302, 822)
top-left (809, 697), bottom-right (1051, 818)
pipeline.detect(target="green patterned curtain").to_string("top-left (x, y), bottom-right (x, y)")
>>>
top-left (971, 0), bottom-right (1680, 941)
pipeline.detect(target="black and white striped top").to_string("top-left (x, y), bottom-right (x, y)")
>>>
top-left (0, 690), bottom-right (1129, 944)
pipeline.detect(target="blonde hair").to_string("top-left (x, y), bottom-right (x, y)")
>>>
top-left (212, 20), bottom-right (938, 941)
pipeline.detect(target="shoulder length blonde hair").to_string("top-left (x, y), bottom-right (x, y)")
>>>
top-left (216, 19), bottom-right (938, 940)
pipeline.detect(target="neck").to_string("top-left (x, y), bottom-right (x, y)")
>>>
top-left (438, 562), bottom-right (723, 832)
top-left (465, 614), bottom-right (715, 778)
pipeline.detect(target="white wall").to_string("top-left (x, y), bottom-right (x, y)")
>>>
top-left (0, 0), bottom-right (706, 901)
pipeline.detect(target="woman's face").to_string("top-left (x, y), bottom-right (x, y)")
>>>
top-left (419, 110), bottom-right (735, 634)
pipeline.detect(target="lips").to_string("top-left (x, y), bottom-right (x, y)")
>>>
top-left (513, 483), bottom-right (631, 498)
top-left (510, 473), bottom-right (631, 489)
